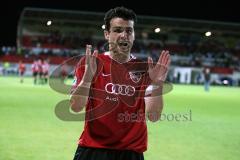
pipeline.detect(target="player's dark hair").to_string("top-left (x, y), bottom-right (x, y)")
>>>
top-left (104, 6), bottom-right (137, 31)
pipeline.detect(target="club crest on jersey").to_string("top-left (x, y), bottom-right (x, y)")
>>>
top-left (129, 71), bottom-right (142, 83)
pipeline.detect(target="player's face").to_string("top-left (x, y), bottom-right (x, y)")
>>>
top-left (104, 18), bottom-right (135, 56)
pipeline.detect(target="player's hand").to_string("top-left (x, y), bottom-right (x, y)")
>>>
top-left (148, 50), bottom-right (171, 84)
top-left (82, 45), bottom-right (98, 82)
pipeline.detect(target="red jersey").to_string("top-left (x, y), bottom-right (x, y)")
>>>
top-left (72, 52), bottom-right (151, 153)
top-left (18, 63), bottom-right (26, 73)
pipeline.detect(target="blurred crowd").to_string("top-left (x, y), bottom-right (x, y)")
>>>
top-left (1, 32), bottom-right (240, 71)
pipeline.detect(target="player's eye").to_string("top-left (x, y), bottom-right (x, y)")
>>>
top-left (112, 27), bottom-right (133, 35)
top-left (113, 28), bottom-right (124, 33)
top-left (126, 29), bottom-right (133, 34)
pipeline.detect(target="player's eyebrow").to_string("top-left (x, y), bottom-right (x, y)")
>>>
top-left (111, 26), bottom-right (133, 30)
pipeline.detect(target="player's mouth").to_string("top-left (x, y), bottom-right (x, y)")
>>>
top-left (117, 41), bottom-right (130, 51)
top-left (118, 41), bottom-right (128, 47)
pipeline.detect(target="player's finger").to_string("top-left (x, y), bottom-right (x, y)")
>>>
top-left (89, 50), bottom-right (97, 72)
top-left (91, 50), bottom-right (98, 65)
top-left (148, 57), bottom-right (154, 69)
top-left (85, 45), bottom-right (92, 65)
top-left (86, 45), bottom-right (92, 56)
top-left (157, 50), bottom-right (165, 64)
top-left (93, 49), bottom-right (98, 57)
top-left (163, 51), bottom-right (170, 66)
top-left (166, 54), bottom-right (171, 67)
top-left (161, 50), bottom-right (168, 65)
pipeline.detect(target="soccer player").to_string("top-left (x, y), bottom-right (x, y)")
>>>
top-left (42, 59), bottom-right (50, 84)
top-left (37, 58), bottom-right (44, 84)
top-left (203, 66), bottom-right (211, 91)
top-left (70, 7), bottom-right (171, 160)
top-left (31, 59), bottom-right (38, 84)
top-left (18, 60), bottom-right (26, 83)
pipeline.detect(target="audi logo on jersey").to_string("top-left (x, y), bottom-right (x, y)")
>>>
top-left (105, 83), bottom-right (135, 96)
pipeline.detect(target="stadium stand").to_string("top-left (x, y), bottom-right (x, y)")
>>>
top-left (1, 7), bottom-right (240, 86)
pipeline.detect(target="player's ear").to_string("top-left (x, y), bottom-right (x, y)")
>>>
top-left (104, 30), bottom-right (110, 40)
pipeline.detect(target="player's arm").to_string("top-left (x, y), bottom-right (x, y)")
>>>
top-left (70, 45), bottom-right (98, 112)
top-left (70, 81), bottom-right (92, 112)
top-left (145, 50), bottom-right (170, 122)
top-left (144, 83), bottom-right (163, 122)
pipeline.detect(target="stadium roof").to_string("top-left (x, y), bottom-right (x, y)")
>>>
top-left (20, 7), bottom-right (240, 36)
top-left (1, 0), bottom-right (239, 46)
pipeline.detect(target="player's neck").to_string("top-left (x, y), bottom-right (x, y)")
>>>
top-left (109, 51), bottom-right (130, 63)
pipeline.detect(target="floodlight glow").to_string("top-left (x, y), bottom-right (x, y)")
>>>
top-left (47, 20), bottom-right (52, 26)
top-left (102, 25), bottom-right (106, 30)
top-left (205, 31), bottom-right (212, 37)
top-left (154, 28), bottom-right (161, 33)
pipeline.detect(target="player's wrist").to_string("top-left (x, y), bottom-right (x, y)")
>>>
top-left (150, 81), bottom-right (164, 87)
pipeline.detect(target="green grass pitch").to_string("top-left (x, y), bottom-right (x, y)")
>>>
top-left (0, 76), bottom-right (239, 160)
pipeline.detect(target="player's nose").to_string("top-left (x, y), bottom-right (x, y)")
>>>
top-left (119, 31), bottom-right (128, 38)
